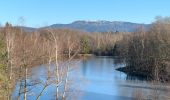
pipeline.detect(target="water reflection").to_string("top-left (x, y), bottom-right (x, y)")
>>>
top-left (126, 74), bottom-right (150, 82)
top-left (12, 56), bottom-right (169, 100)
top-left (82, 59), bottom-right (88, 76)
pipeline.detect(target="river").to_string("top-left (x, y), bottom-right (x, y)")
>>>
top-left (12, 56), bottom-right (169, 100)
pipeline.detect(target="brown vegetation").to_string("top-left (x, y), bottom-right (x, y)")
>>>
top-left (115, 17), bottom-right (170, 82)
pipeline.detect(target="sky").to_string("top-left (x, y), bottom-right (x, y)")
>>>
top-left (0, 0), bottom-right (170, 27)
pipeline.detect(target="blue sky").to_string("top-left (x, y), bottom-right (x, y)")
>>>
top-left (0, 0), bottom-right (170, 27)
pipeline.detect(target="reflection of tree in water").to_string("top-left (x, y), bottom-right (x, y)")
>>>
top-left (113, 57), bottom-right (125, 68)
top-left (82, 58), bottom-right (88, 76)
top-left (126, 74), bottom-right (149, 82)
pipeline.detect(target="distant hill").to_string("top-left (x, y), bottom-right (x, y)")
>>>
top-left (17, 26), bottom-right (37, 32)
top-left (17, 20), bottom-right (151, 32)
top-left (48, 21), bottom-right (151, 32)
top-left (0, 26), bottom-right (36, 32)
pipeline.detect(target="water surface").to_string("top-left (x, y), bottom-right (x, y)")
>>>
top-left (12, 56), bottom-right (169, 100)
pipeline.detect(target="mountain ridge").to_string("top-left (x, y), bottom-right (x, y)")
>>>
top-left (47, 20), bottom-right (151, 32)
top-left (3, 20), bottom-right (151, 32)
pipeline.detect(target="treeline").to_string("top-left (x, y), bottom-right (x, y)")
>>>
top-left (79, 32), bottom-right (124, 55)
top-left (114, 17), bottom-right (170, 82)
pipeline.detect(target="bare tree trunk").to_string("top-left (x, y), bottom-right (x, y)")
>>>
top-left (6, 39), bottom-right (10, 100)
top-left (62, 38), bottom-right (71, 100)
top-left (36, 83), bottom-right (48, 100)
top-left (24, 66), bottom-right (27, 100)
top-left (48, 30), bottom-right (60, 100)
top-left (17, 66), bottom-right (23, 100)
top-left (9, 62), bottom-right (12, 80)
top-left (5, 24), bottom-right (14, 100)
top-left (55, 44), bottom-right (60, 100)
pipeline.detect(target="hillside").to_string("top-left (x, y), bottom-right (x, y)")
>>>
top-left (48, 20), bottom-right (151, 32)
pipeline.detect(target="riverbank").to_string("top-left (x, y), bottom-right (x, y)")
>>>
top-left (116, 66), bottom-right (170, 82)
top-left (77, 54), bottom-right (95, 57)
top-left (116, 67), bottom-right (151, 78)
